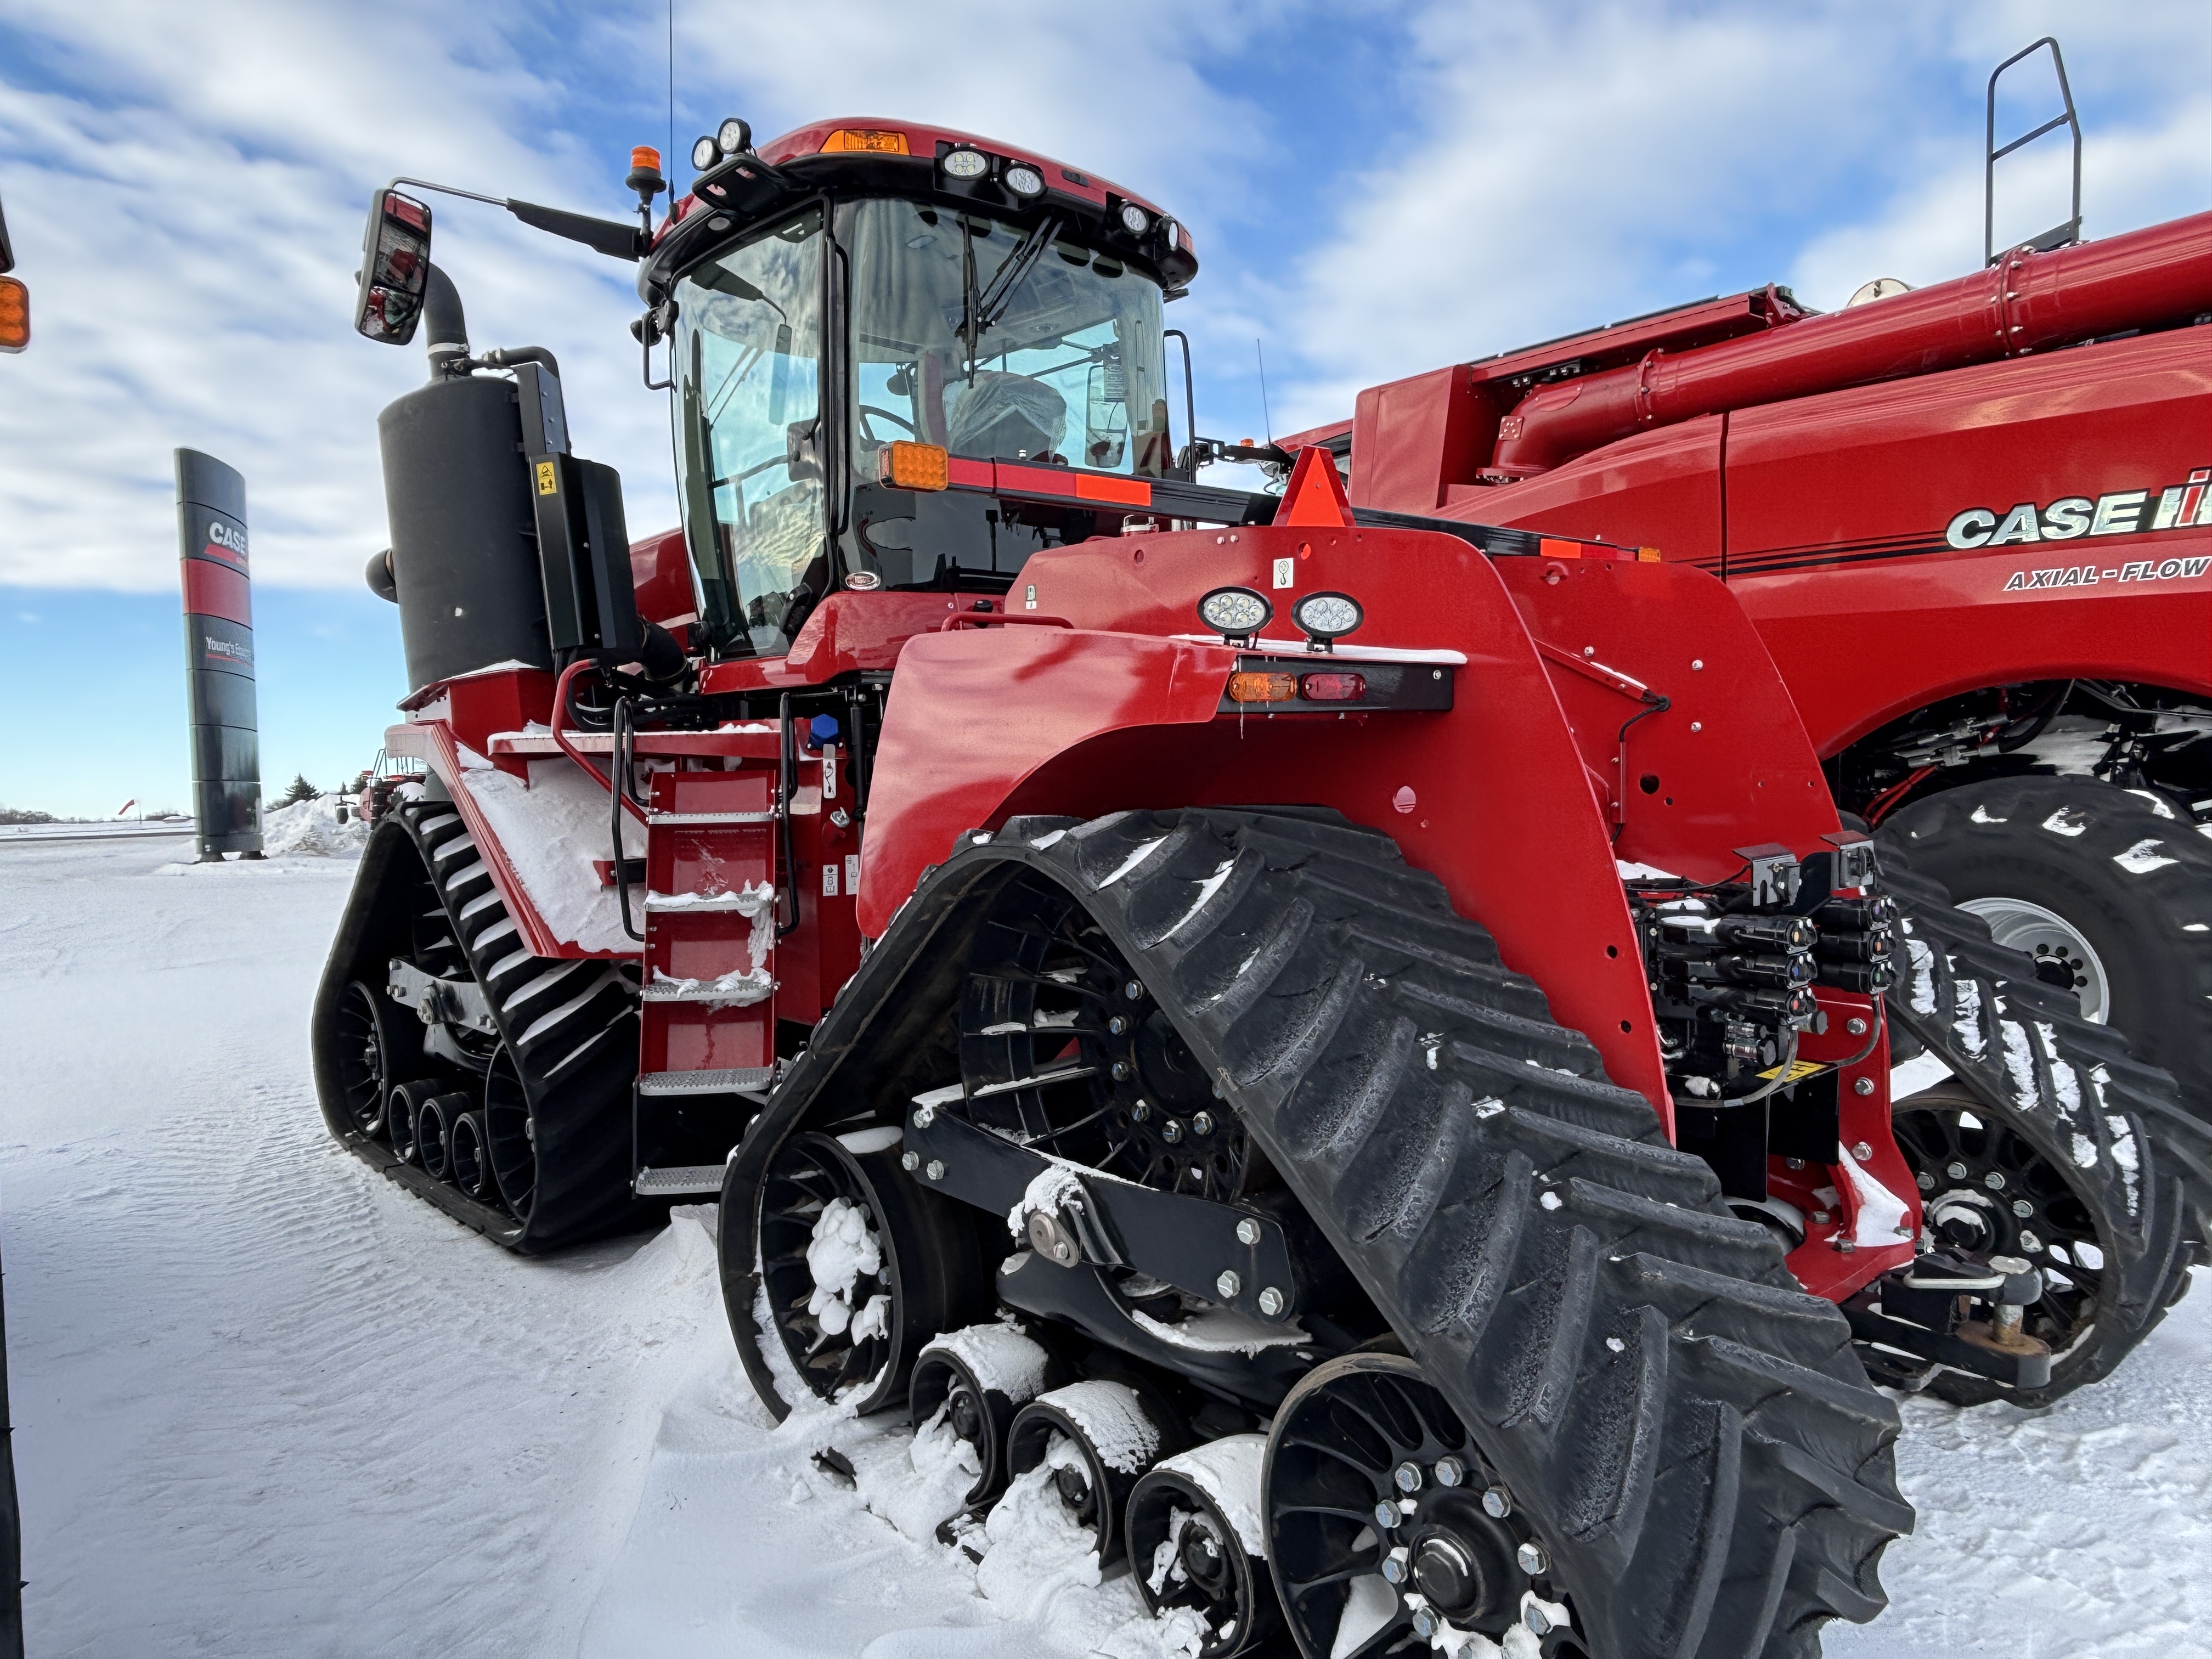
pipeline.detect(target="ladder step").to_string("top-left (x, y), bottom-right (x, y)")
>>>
top-left (647, 810), bottom-right (777, 826)
top-left (644, 889), bottom-right (775, 913)
top-left (638, 1066), bottom-right (775, 1096)
top-left (641, 975), bottom-right (774, 1005)
top-left (634, 1164), bottom-right (727, 1197)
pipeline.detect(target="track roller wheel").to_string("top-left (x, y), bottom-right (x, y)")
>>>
top-left (1128, 1434), bottom-right (1280, 1657)
top-left (332, 978), bottom-right (420, 1138)
top-left (386, 1077), bottom-right (443, 1167)
top-left (1005, 1378), bottom-right (1185, 1570)
top-left (755, 1131), bottom-right (979, 1414)
top-left (909, 1324), bottom-right (1060, 1514)
top-left (1267, 1353), bottom-right (1579, 1659)
top-left (483, 1046), bottom-right (536, 1222)
top-left (417, 1093), bottom-right (460, 1182)
top-left (449, 1109), bottom-right (493, 1203)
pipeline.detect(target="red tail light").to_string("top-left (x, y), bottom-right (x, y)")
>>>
top-left (1299, 672), bottom-right (1366, 703)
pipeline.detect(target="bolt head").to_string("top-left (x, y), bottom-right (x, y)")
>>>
top-left (1124, 980), bottom-right (1144, 1001)
top-left (1192, 1111), bottom-right (1215, 1136)
top-left (1946, 1161), bottom-right (1969, 1181)
top-left (1258, 1286), bottom-right (1285, 1318)
top-left (1393, 1460), bottom-right (1424, 1494)
top-left (1785, 1156), bottom-right (1807, 1170)
top-left (1381, 1547), bottom-right (1410, 1585)
top-left (1163, 1120), bottom-right (1184, 1144)
top-left (913, 1105), bottom-right (935, 1128)
top-left (1916, 1171), bottom-right (1936, 1191)
top-left (2019, 1230), bottom-right (2044, 1252)
top-left (924, 1159), bottom-right (945, 1181)
top-left (1854, 1077), bottom-right (1876, 1097)
top-left (1108, 1015), bottom-right (1128, 1035)
top-left (1110, 1060), bottom-right (1133, 1081)
top-left (900, 1150), bottom-right (921, 1171)
top-left (1216, 1269), bottom-right (1242, 1300)
top-left (1852, 1141), bottom-right (1875, 1161)
top-left (2012, 1198), bottom-right (2034, 1218)
top-left (1812, 1210), bottom-right (1832, 1224)
top-left (1527, 1604), bottom-right (1553, 1637)
top-left (1235, 1217), bottom-right (1263, 1246)
top-left (1846, 1017), bottom-right (1868, 1036)
top-left (1517, 1542), bottom-right (1548, 1576)
top-left (1374, 1501), bottom-right (1400, 1530)
top-left (1433, 1455), bottom-right (1465, 1487)
top-left (1481, 1485), bottom-right (1512, 1519)
top-left (1131, 1102), bottom-right (1152, 1122)
top-left (1410, 1607), bottom-right (1442, 1641)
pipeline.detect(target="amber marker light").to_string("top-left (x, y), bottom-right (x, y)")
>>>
top-left (879, 441), bottom-right (950, 491)
top-left (1228, 673), bottom-right (1297, 704)
top-left (822, 128), bottom-right (910, 154)
top-left (0, 277), bottom-right (28, 353)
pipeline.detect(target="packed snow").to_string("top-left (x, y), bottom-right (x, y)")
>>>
top-left (4, 832), bottom-right (2211, 1655)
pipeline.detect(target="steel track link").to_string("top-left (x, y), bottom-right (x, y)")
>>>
top-left (1874, 836), bottom-right (2210, 1406)
top-left (311, 799), bottom-right (641, 1252)
top-left (721, 807), bottom-right (1909, 1659)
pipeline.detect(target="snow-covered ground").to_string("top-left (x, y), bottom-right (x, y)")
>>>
top-left (1, 833), bottom-right (2208, 1657)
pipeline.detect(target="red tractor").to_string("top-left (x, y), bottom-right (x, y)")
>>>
top-left (314, 114), bottom-right (2203, 1659)
top-left (1301, 42), bottom-right (2212, 1161)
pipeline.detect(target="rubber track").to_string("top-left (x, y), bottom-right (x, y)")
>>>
top-left (1873, 833), bottom-right (2210, 1407)
top-left (314, 803), bottom-right (640, 1252)
top-left (755, 809), bottom-right (1910, 1659)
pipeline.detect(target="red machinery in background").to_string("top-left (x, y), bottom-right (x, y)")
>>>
top-left (1299, 41), bottom-right (2212, 1147)
top-left (313, 109), bottom-right (2205, 1659)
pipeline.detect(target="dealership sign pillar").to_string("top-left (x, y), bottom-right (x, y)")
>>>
top-left (176, 449), bottom-right (263, 860)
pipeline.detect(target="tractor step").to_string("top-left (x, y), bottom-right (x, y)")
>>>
top-left (634, 1164), bottom-right (726, 1196)
top-left (638, 1066), bottom-right (775, 1095)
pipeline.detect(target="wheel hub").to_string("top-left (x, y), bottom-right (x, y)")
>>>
top-left (1178, 1519), bottom-right (1231, 1594)
top-left (1956, 895), bottom-right (2109, 1023)
top-left (1406, 1493), bottom-right (1519, 1626)
top-left (947, 1387), bottom-right (983, 1446)
top-left (1052, 1463), bottom-right (1096, 1522)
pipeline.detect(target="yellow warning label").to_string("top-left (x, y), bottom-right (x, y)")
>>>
top-left (535, 460), bottom-right (557, 495)
top-left (1754, 1059), bottom-right (1832, 1084)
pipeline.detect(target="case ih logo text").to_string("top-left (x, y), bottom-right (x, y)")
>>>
top-left (1948, 469), bottom-right (2212, 549)
top-left (204, 519), bottom-right (248, 562)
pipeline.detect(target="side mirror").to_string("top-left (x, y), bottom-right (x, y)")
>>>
top-left (354, 189), bottom-right (433, 345)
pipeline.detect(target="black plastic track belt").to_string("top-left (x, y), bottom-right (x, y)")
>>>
top-left (1874, 834), bottom-right (2211, 1406)
top-left (310, 801), bottom-right (641, 1251)
top-left (723, 808), bottom-right (1910, 1659)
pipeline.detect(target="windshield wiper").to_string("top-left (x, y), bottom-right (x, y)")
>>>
top-left (958, 213), bottom-right (1063, 382)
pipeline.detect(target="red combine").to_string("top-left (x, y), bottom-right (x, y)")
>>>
top-left (314, 112), bottom-right (2204, 1659)
top-left (1306, 42), bottom-right (2212, 1152)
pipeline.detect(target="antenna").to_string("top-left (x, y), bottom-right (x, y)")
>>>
top-left (1985, 36), bottom-right (2083, 268)
top-left (1255, 338), bottom-right (1273, 444)
top-left (667, 0), bottom-right (675, 196)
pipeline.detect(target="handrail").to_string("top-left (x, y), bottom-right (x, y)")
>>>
top-left (551, 659), bottom-right (649, 824)
top-left (938, 613), bottom-right (1074, 633)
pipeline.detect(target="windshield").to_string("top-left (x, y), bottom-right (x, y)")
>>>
top-left (846, 198), bottom-right (1170, 477)
top-left (675, 207), bottom-right (825, 656)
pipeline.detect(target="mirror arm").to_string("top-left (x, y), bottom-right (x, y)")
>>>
top-left (505, 199), bottom-right (647, 261)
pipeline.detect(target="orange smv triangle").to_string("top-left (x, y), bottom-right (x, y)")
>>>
top-left (1276, 445), bottom-right (1355, 528)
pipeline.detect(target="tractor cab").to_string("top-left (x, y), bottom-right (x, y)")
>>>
top-left (641, 121), bottom-right (1200, 658)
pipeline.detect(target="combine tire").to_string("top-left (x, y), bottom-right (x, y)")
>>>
top-left (725, 809), bottom-right (1910, 1659)
top-left (1874, 833), bottom-right (2211, 1407)
top-left (1882, 775), bottom-right (2212, 1107)
top-left (311, 799), bottom-right (640, 1251)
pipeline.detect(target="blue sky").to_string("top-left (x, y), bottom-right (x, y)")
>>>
top-left (3, 0), bottom-right (2210, 816)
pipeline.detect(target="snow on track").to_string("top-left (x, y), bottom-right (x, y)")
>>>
top-left (2, 836), bottom-right (2209, 1656)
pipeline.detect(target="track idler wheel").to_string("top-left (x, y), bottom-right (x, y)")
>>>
top-left (449, 1109), bottom-right (494, 1203)
top-left (386, 1077), bottom-right (445, 1166)
top-left (1005, 1378), bottom-right (1186, 1570)
top-left (483, 1046), bottom-right (536, 1223)
top-left (909, 1324), bottom-right (1061, 1516)
top-left (416, 1092), bottom-right (463, 1183)
top-left (1127, 1434), bottom-right (1281, 1657)
top-left (333, 978), bottom-right (420, 1138)
top-left (755, 1131), bottom-right (981, 1415)
top-left (1266, 1353), bottom-right (1582, 1659)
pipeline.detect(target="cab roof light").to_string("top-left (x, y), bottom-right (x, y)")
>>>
top-left (0, 276), bottom-right (27, 353)
top-left (691, 134), bottom-right (720, 172)
top-left (878, 440), bottom-right (950, 492)
top-left (1117, 201), bottom-right (1150, 236)
top-left (1002, 162), bottom-right (1046, 199)
top-left (940, 146), bottom-right (990, 181)
top-left (822, 127), bottom-right (909, 154)
top-left (718, 117), bottom-right (753, 155)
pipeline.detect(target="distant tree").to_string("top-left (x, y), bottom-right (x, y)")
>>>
top-left (281, 774), bottom-right (318, 804)
top-left (0, 806), bottom-right (56, 825)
